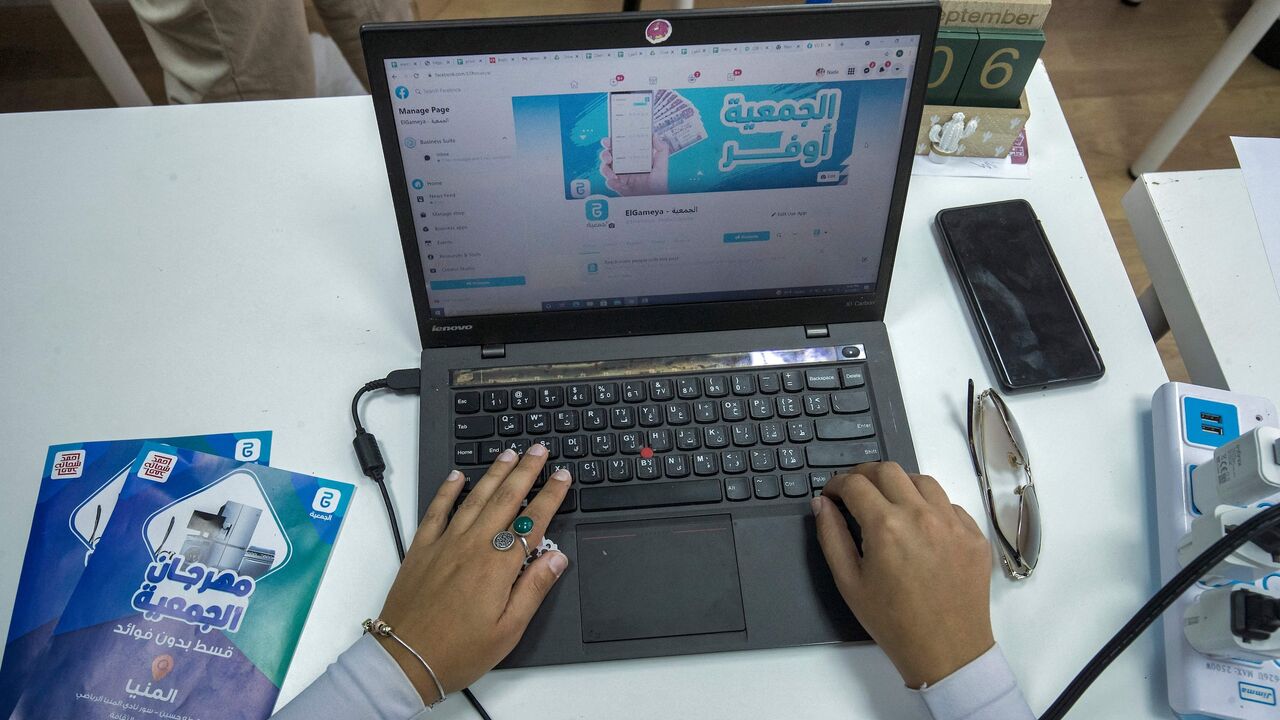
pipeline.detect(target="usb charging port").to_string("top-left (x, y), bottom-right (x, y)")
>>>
top-left (1201, 411), bottom-right (1224, 424)
top-left (1202, 424), bottom-right (1224, 435)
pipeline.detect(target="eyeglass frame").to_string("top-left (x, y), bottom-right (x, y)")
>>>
top-left (966, 379), bottom-right (1041, 580)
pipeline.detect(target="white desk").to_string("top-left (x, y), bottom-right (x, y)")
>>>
top-left (1124, 170), bottom-right (1280, 404)
top-left (0, 62), bottom-right (1172, 718)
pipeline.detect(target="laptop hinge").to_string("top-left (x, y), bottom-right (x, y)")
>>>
top-left (804, 324), bottom-right (830, 339)
top-left (480, 343), bottom-right (506, 360)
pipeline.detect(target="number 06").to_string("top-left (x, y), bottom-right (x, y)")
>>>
top-left (980, 47), bottom-right (1020, 89)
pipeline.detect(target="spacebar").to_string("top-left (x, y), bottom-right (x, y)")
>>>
top-left (579, 479), bottom-right (723, 512)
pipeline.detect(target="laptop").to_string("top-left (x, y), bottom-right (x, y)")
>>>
top-left (362, 1), bottom-right (938, 667)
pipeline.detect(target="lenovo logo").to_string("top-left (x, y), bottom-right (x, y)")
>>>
top-left (432, 324), bottom-right (474, 332)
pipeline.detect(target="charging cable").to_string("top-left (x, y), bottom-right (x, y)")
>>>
top-left (351, 369), bottom-right (493, 720)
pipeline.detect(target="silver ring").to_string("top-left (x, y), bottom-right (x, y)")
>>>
top-left (518, 534), bottom-right (533, 558)
top-left (492, 530), bottom-right (516, 551)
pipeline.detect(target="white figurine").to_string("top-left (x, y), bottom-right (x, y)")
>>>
top-left (928, 112), bottom-right (980, 163)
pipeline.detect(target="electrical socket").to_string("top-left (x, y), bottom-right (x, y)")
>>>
top-left (1179, 505), bottom-right (1280, 582)
top-left (1186, 585), bottom-right (1280, 662)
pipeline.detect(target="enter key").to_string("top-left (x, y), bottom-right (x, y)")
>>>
top-left (815, 417), bottom-right (876, 440)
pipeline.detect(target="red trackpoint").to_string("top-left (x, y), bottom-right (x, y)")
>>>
top-left (640, 447), bottom-right (654, 459)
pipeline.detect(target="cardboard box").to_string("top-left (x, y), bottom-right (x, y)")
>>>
top-left (914, 92), bottom-right (1030, 159)
top-left (926, 29), bottom-right (980, 105)
top-left (955, 29), bottom-right (1045, 108)
top-left (939, 0), bottom-right (1051, 30)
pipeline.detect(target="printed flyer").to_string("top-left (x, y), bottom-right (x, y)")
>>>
top-left (11, 442), bottom-right (353, 720)
top-left (0, 431), bottom-right (272, 720)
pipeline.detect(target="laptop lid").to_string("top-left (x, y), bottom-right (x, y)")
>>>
top-left (363, 2), bottom-right (939, 348)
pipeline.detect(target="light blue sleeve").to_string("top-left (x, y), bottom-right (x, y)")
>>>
top-left (912, 644), bottom-right (1036, 720)
top-left (273, 634), bottom-right (429, 720)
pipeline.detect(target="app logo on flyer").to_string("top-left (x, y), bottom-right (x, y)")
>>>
top-left (53, 449), bottom-right (85, 479)
top-left (139, 451), bottom-right (178, 483)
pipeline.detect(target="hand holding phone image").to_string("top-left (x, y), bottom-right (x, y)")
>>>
top-left (600, 135), bottom-right (671, 196)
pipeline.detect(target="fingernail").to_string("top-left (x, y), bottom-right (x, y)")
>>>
top-left (444, 470), bottom-right (462, 482)
top-left (547, 551), bottom-right (568, 577)
top-left (528, 443), bottom-right (548, 457)
top-left (811, 496), bottom-right (824, 516)
top-left (497, 449), bottom-right (517, 462)
top-left (551, 469), bottom-right (571, 482)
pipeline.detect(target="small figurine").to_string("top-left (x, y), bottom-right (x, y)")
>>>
top-left (928, 111), bottom-right (980, 163)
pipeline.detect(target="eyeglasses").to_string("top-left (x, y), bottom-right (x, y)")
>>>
top-left (967, 379), bottom-right (1041, 580)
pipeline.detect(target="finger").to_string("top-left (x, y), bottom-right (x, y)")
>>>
top-left (822, 472), bottom-right (890, 522)
top-left (909, 473), bottom-right (951, 508)
top-left (476, 444), bottom-right (549, 534)
top-left (411, 470), bottom-right (466, 549)
top-left (517, 466), bottom-right (572, 550)
top-left (448, 449), bottom-right (519, 532)
top-left (857, 461), bottom-right (924, 505)
top-left (499, 551), bottom-right (569, 640)
top-left (812, 495), bottom-right (862, 596)
top-left (952, 503), bottom-right (984, 535)
top-left (601, 137), bottom-right (611, 150)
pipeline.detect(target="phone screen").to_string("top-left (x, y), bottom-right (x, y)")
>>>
top-left (938, 200), bottom-right (1103, 389)
top-left (609, 91), bottom-right (654, 175)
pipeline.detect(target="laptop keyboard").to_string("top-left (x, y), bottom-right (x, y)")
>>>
top-left (450, 362), bottom-right (880, 515)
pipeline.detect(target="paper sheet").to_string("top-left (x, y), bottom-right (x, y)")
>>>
top-left (911, 153), bottom-right (1031, 179)
top-left (1232, 136), bottom-right (1280, 303)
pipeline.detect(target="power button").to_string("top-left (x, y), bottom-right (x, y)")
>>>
top-left (841, 345), bottom-right (862, 359)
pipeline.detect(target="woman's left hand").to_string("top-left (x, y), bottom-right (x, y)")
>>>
top-left (376, 444), bottom-right (571, 704)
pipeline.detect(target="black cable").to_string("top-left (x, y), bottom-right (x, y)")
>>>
top-left (1040, 502), bottom-right (1280, 719)
top-left (351, 369), bottom-right (492, 720)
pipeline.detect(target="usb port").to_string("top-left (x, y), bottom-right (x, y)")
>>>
top-left (1201, 411), bottom-right (1223, 424)
top-left (1202, 424), bottom-right (1224, 435)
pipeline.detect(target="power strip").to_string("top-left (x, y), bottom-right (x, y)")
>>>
top-left (1154, 382), bottom-right (1280, 718)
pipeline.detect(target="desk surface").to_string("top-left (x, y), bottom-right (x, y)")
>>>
top-left (0, 62), bottom-right (1173, 719)
top-left (1124, 169), bottom-right (1280, 404)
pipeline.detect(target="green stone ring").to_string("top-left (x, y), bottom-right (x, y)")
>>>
top-left (513, 515), bottom-right (535, 536)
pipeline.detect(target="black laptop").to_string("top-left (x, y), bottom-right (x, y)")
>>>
top-left (362, 1), bottom-right (938, 667)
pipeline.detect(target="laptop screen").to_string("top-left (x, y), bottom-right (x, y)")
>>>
top-left (383, 34), bottom-right (920, 319)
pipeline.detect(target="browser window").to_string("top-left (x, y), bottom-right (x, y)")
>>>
top-left (384, 36), bottom-right (919, 318)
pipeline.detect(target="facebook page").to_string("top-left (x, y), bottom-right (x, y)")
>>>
top-left (385, 36), bottom-right (918, 318)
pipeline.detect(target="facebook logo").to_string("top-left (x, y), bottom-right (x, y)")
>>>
top-left (394, 86), bottom-right (409, 99)
top-left (585, 199), bottom-right (608, 221)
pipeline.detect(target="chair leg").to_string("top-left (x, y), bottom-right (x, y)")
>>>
top-left (49, 0), bottom-right (151, 107)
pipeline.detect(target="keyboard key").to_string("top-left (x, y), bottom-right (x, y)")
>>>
top-left (725, 477), bottom-right (752, 501)
top-left (610, 406), bottom-right (636, 429)
top-left (579, 460), bottom-right (604, 484)
top-left (694, 400), bottom-right (719, 423)
top-left (455, 416), bottom-right (495, 439)
top-left (760, 422), bottom-right (784, 445)
top-left (636, 457), bottom-right (661, 480)
top-left (638, 405), bottom-right (662, 427)
top-left (483, 389), bottom-right (509, 411)
top-left (649, 379), bottom-right (674, 401)
top-left (753, 475), bottom-right (781, 500)
top-left (840, 366), bottom-right (866, 388)
top-left (583, 408), bottom-right (607, 431)
top-left (619, 431), bottom-right (643, 454)
top-left (511, 388), bottom-right (536, 410)
top-left (454, 391), bottom-right (480, 414)
top-left (805, 368), bottom-right (840, 389)
top-left (539, 387), bottom-right (564, 408)
top-left (607, 458), bottom-right (633, 482)
top-left (664, 454), bottom-right (690, 478)
top-left (782, 473), bottom-right (809, 498)
top-left (594, 382), bottom-right (619, 404)
top-left (460, 467), bottom-right (487, 492)
top-left (731, 374), bottom-right (756, 395)
top-left (623, 381), bottom-right (647, 403)
top-left (721, 399), bottom-right (747, 422)
top-left (479, 441), bottom-right (502, 463)
top-left (750, 449), bottom-right (776, 472)
top-left (692, 452), bottom-right (719, 476)
top-left (810, 471), bottom-right (832, 490)
top-left (722, 450), bottom-right (747, 473)
top-left (704, 426), bottom-right (729, 449)
top-left (497, 413), bottom-right (523, 436)
top-left (526, 412), bottom-right (551, 435)
top-left (815, 417), bottom-right (876, 440)
top-left (831, 390), bottom-right (871, 414)
top-left (503, 439), bottom-right (531, 455)
top-left (804, 394), bottom-right (830, 416)
top-left (776, 396), bottom-right (801, 418)
top-left (675, 428), bottom-right (701, 450)
top-left (563, 435), bottom-right (587, 458)
top-left (677, 377), bottom-right (702, 398)
top-left (568, 384), bottom-right (591, 406)
top-left (666, 402), bottom-right (691, 425)
top-left (532, 437), bottom-right (559, 459)
top-left (757, 372), bottom-right (781, 394)
top-left (704, 375), bottom-right (729, 397)
top-left (732, 424), bottom-right (758, 447)
top-left (591, 433), bottom-right (617, 456)
top-left (647, 429), bottom-right (674, 453)
top-left (781, 370), bottom-right (804, 393)
top-left (778, 447), bottom-right (803, 470)
top-left (787, 420), bottom-right (815, 443)
top-left (541, 461), bottom-right (573, 487)
top-left (749, 398), bottom-right (774, 420)
top-left (554, 410), bottom-right (580, 432)
top-left (806, 442), bottom-right (881, 467)
top-left (557, 489), bottom-right (577, 514)
top-left (454, 442), bottom-right (478, 465)
top-left (579, 479), bottom-right (722, 512)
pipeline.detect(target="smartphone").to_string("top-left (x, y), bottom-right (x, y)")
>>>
top-left (936, 199), bottom-right (1104, 391)
top-left (608, 91), bottom-right (654, 174)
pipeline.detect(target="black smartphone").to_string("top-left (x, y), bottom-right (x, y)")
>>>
top-left (936, 199), bottom-right (1104, 391)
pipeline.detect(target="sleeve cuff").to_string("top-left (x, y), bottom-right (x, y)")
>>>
top-left (273, 634), bottom-right (428, 720)
top-left (911, 644), bottom-right (1035, 720)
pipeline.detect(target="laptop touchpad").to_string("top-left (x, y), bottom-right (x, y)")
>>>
top-left (576, 514), bottom-right (746, 643)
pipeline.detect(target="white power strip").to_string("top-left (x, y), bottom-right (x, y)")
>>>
top-left (1154, 382), bottom-right (1280, 718)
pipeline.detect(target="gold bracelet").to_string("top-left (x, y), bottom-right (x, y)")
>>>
top-left (362, 618), bottom-right (447, 708)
